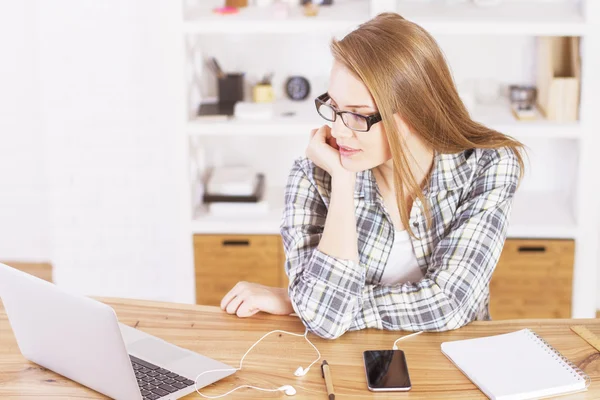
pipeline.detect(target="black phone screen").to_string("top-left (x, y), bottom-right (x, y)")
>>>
top-left (363, 350), bottom-right (411, 390)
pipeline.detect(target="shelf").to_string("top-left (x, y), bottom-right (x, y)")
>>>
top-left (192, 187), bottom-right (285, 235)
top-left (192, 188), bottom-right (577, 239)
top-left (189, 100), bottom-right (321, 136)
top-left (188, 100), bottom-right (581, 140)
top-left (183, 1), bottom-right (586, 36)
top-left (507, 191), bottom-right (577, 239)
top-left (391, 0), bottom-right (586, 36)
top-left (471, 102), bottom-right (581, 140)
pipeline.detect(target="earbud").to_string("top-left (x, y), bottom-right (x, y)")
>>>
top-left (279, 385), bottom-right (297, 396)
top-left (294, 366), bottom-right (308, 377)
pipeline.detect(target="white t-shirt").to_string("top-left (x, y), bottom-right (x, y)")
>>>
top-left (379, 229), bottom-right (423, 286)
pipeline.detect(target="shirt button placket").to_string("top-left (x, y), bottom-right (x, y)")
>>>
top-left (409, 199), bottom-right (425, 260)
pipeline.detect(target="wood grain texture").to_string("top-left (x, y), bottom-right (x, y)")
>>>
top-left (277, 235), bottom-right (289, 289)
top-left (1, 298), bottom-right (600, 399)
top-left (194, 235), bottom-right (285, 306)
top-left (490, 239), bottom-right (574, 319)
top-left (0, 261), bottom-right (52, 282)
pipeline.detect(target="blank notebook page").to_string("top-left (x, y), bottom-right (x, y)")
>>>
top-left (441, 329), bottom-right (590, 400)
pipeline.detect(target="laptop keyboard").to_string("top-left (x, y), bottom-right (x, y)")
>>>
top-left (130, 355), bottom-right (195, 400)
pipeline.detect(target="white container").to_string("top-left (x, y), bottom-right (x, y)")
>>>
top-left (234, 101), bottom-right (274, 120)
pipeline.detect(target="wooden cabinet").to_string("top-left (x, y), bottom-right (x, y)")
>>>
top-left (490, 239), bottom-right (575, 319)
top-left (193, 234), bottom-right (287, 306)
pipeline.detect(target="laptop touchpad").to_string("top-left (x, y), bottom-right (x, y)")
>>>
top-left (128, 338), bottom-right (191, 366)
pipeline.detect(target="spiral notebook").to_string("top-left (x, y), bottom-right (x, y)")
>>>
top-left (441, 329), bottom-right (590, 400)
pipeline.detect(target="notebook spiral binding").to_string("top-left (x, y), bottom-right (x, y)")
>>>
top-left (525, 329), bottom-right (591, 389)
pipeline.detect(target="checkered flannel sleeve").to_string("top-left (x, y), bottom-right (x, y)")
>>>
top-left (281, 149), bottom-right (520, 339)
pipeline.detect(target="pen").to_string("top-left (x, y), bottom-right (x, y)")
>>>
top-left (321, 360), bottom-right (335, 400)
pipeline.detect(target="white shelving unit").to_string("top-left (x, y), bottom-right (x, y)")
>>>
top-left (183, 0), bottom-right (599, 317)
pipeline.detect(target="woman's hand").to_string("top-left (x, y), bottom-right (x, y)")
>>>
top-left (306, 125), bottom-right (349, 178)
top-left (220, 282), bottom-right (294, 318)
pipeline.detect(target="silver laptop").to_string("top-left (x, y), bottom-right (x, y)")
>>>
top-left (0, 263), bottom-right (234, 400)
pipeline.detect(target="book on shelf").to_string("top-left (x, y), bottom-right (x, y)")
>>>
top-left (196, 102), bottom-right (234, 121)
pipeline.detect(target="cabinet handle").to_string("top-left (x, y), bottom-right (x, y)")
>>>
top-left (517, 246), bottom-right (546, 253)
top-left (222, 240), bottom-right (250, 247)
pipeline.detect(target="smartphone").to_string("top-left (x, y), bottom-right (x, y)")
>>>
top-left (363, 350), bottom-right (411, 392)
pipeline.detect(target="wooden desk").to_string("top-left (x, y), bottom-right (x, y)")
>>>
top-left (1, 298), bottom-right (600, 399)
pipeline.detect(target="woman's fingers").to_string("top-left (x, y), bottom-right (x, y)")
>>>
top-left (315, 125), bottom-right (329, 141)
top-left (326, 132), bottom-right (338, 150)
top-left (225, 290), bottom-right (248, 315)
top-left (236, 300), bottom-right (260, 318)
top-left (220, 281), bottom-right (245, 310)
top-left (220, 288), bottom-right (236, 311)
top-left (311, 125), bottom-right (331, 142)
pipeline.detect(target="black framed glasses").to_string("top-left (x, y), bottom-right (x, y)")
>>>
top-left (314, 92), bottom-right (382, 132)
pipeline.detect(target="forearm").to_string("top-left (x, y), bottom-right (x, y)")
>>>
top-left (286, 173), bottom-right (366, 339)
top-left (349, 280), bottom-right (476, 332)
top-left (318, 173), bottom-right (359, 262)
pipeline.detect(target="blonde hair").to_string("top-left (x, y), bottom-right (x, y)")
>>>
top-left (330, 13), bottom-right (525, 237)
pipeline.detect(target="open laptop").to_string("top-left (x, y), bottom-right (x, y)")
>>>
top-left (0, 263), bottom-right (234, 400)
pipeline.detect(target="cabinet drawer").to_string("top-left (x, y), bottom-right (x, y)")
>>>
top-left (194, 235), bottom-right (284, 306)
top-left (489, 239), bottom-right (574, 319)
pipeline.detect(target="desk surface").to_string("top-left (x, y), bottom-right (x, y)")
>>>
top-left (1, 298), bottom-right (600, 399)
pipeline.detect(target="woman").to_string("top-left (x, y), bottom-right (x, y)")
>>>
top-left (220, 13), bottom-right (524, 339)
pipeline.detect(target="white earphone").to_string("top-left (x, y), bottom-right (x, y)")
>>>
top-left (194, 328), bottom-right (320, 398)
top-left (294, 366), bottom-right (308, 377)
top-left (279, 385), bottom-right (297, 396)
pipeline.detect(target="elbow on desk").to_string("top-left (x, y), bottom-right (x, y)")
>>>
top-left (407, 280), bottom-right (483, 332)
top-left (290, 295), bottom-right (352, 340)
top-left (429, 301), bottom-right (479, 332)
top-left (378, 290), bottom-right (478, 333)
top-left (298, 313), bottom-right (349, 340)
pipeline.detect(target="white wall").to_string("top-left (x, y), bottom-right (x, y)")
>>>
top-left (34, 0), bottom-right (193, 302)
top-left (0, 1), bottom-right (50, 262)
top-left (581, 0), bottom-right (600, 310)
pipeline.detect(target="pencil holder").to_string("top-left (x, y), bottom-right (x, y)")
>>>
top-left (218, 73), bottom-right (245, 104)
top-left (252, 84), bottom-right (274, 103)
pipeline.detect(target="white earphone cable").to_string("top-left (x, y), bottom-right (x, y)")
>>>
top-left (392, 331), bottom-right (423, 349)
top-left (194, 328), bottom-right (320, 399)
top-left (195, 380), bottom-right (289, 399)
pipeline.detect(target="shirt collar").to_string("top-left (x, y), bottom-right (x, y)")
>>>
top-left (353, 150), bottom-right (474, 202)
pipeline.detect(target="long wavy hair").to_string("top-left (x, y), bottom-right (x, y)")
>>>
top-left (330, 12), bottom-right (525, 237)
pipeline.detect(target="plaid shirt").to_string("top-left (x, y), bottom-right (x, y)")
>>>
top-left (280, 147), bottom-right (521, 339)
